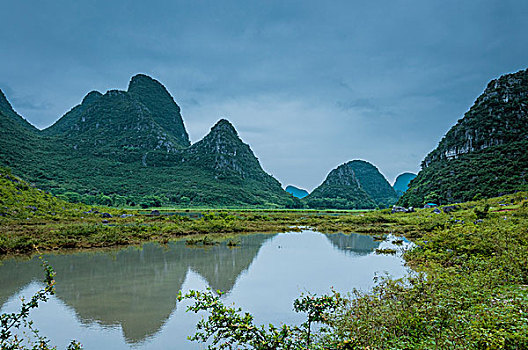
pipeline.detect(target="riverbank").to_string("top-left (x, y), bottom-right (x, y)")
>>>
top-left (321, 192), bottom-right (528, 349)
top-left (172, 193), bottom-right (527, 349)
top-left (1, 167), bottom-right (404, 257)
top-left (0, 208), bottom-right (410, 257)
top-left (1, 191), bottom-right (526, 259)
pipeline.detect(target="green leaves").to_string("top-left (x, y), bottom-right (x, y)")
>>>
top-left (178, 193), bottom-right (528, 349)
top-left (178, 288), bottom-right (343, 350)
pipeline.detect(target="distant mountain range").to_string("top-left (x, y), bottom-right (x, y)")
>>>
top-left (2, 68), bottom-right (526, 208)
top-left (393, 173), bottom-right (417, 197)
top-left (400, 68), bottom-right (528, 206)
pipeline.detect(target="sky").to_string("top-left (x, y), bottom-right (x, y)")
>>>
top-left (1, 1), bottom-right (527, 191)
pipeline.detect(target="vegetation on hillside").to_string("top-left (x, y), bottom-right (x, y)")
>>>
top-left (305, 160), bottom-right (398, 209)
top-left (3, 69), bottom-right (528, 209)
top-left (0, 76), bottom-right (292, 208)
top-left (0, 89), bottom-right (37, 132)
top-left (127, 73), bottom-right (191, 147)
top-left (2, 68), bottom-right (528, 348)
top-left (402, 68), bottom-right (528, 206)
top-left (400, 140), bottom-right (528, 207)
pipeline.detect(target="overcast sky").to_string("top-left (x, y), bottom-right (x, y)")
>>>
top-left (1, 1), bottom-right (527, 191)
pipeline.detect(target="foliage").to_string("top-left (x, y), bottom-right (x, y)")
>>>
top-left (400, 140), bottom-right (528, 207)
top-left (474, 203), bottom-right (490, 219)
top-left (126, 73), bottom-right (190, 147)
top-left (178, 289), bottom-right (342, 349)
top-left (2, 182), bottom-right (528, 348)
top-left (327, 199), bottom-right (528, 349)
top-left (0, 166), bottom-right (87, 221)
top-left (0, 259), bottom-right (82, 350)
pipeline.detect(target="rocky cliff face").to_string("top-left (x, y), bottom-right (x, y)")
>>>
top-left (187, 119), bottom-right (254, 178)
top-left (400, 69), bottom-right (528, 206)
top-left (423, 69), bottom-right (528, 166)
top-left (127, 74), bottom-right (190, 147)
top-left (184, 119), bottom-right (287, 203)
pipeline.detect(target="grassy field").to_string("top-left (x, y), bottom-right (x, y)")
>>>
top-left (0, 207), bottom-right (402, 257)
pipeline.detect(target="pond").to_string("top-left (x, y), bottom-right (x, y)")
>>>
top-left (0, 230), bottom-right (412, 349)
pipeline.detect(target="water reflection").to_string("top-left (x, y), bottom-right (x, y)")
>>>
top-left (324, 232), bottom-right (379, 254)
top-left (0, 234), bottom-right (274, 343)
top-left (0, 231), bottom-right (407, 348)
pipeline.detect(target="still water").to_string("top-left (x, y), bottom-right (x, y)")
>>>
top-left (0, 230), bottom-right (411, 349)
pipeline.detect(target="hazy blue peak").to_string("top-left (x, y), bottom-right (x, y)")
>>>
top-left (285, 185), bottom-right (309, 198)
top-left (393, 172), bottom-right (417, 195)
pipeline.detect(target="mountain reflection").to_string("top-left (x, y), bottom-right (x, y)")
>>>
top-left (324, 232), bottom-right (380, 254)
top-left (0, 234), bottom-right (275, 343)
top-left (0, 231), bottom-right (379, 344)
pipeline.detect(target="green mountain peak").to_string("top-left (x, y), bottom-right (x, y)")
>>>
top-left (305, 160), bottom-right (397, 209)
top-left (43, 74), bottom-right (191, 153)
top-left (127, 74), bottom-right (190, 147)
top-left (210, 118), bottom-right (238, 135)
top-left (127, 74), bottom-right (163, 93)
top-left (188, 119), bottom-right (264, 180)
top-left (0, 77), bottom-right (291, 208)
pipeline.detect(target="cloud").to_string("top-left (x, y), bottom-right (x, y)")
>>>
top-left (11, 96), bottom-right (52, 111)
top-left (1, 0), bottom-right (527, 189)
